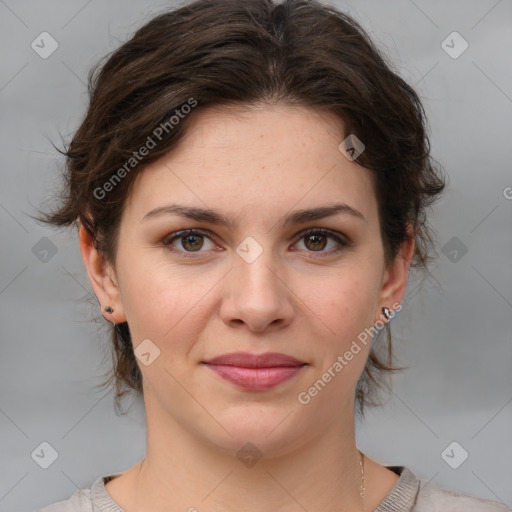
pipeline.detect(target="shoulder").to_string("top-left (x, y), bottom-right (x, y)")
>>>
top-left (36, 479), bottom-right (98, 512)
top-left (412, 473), bottom-right (511, 512)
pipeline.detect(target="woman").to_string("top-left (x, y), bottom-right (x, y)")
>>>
top-left (34, 0), bottom-right (509, 510)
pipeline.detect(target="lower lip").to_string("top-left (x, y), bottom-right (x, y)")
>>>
top-left (204, 364), bottom-right (305, 390)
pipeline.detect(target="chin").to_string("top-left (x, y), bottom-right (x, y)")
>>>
top-left (202, 406), bottom-right (313, 460)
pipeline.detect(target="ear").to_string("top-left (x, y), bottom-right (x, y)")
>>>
top-left (79, 223), bottom-right (127, 323)
top-left (375, 223), bottom-right (415, 321)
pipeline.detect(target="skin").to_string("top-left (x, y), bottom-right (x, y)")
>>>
top-left (80, 103), bottom-right (414, 512)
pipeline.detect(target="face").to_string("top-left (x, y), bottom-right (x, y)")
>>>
top-left (82, 103), bottom-right (411, 457)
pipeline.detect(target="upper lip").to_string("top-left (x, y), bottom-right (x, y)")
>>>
top-left (203, 352), bottom-right (306, 368)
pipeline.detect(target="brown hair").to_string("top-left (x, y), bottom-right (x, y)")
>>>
top-left (34, 0), bottom-right (445, 418)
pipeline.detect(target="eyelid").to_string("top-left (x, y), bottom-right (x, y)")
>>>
top-left (160, 228), bottom-right (218, 249)
top-left (298, 227), bottom-right (353, 247)
top-left (161, 227), bottom-right (352, 256)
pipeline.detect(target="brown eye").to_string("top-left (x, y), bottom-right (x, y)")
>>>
top-left (304, 233), bottom-right (328, 251)
top-left (294, 228), bottom-right (351, 255)
top-left (162, 229), bottom-right (215, 255)
top-left (180, 233), bottom-right (204, 251)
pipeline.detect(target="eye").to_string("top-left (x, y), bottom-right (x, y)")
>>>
top-left (162, 229), bottom-right (217, 256)
top-left (293, 228), bottom-right (351, 255)
top-left (161, 228), bottom-right (351, 258)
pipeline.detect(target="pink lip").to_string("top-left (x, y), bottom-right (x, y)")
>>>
top-left (202, 352), bottom-right (307, 390)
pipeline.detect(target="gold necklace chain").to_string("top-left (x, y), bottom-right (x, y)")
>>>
top-left (135, 453), bottom-right (367, 510)
top-left (359, 450), bottom-right (366, 511)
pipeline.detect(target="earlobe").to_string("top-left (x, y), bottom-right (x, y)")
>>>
top-left (78, 223), bottom-right (127, 323)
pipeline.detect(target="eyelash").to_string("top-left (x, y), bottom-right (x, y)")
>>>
top-left (161, 228), bottom-right (352, 259)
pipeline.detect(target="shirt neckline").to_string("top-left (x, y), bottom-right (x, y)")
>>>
top-left (90, 465), bottom-right (420, 512)
top-left (374, 466), bottom-right (420, 511)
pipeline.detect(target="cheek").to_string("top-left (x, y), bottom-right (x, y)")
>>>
top-left (293, 272), bottom-right (379, 405)
top-left (116, 253), bottom-right (220, 348)
top-left (301, 268), bottom-right (379, 341)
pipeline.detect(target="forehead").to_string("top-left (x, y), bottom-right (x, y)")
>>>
top-left (124, 103), bottom-right (378, 227)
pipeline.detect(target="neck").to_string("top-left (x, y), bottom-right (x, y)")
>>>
top-left (125, 392), bottom-right (365, 512)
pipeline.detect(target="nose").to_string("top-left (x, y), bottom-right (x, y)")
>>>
top-left (219, 243), bottom-right (295, 333)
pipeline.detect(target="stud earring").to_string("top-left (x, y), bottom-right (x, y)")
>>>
top-left (382, 307), bottom-right (392, 321)
top-left (104, 306), bottom-right (114, 314)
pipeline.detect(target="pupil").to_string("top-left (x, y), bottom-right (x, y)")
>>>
top-left (184, 235), bottom-right (202, 251)
top-left (308, 234), bottom-right (326, 251)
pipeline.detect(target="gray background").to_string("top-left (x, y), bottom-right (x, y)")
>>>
top-left (1, 1), bottom-right (511, 511)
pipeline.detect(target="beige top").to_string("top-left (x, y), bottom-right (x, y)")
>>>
top-left (36, 466), bottom-right (510, 512)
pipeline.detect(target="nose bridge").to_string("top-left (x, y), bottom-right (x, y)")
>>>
top-left (233, 234), bottom-right (281, 297)
top-left (221, 234), bottom-right (293, 330)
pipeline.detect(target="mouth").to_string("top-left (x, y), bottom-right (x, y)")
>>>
top-left (202, 352), bottom-right (307, 390)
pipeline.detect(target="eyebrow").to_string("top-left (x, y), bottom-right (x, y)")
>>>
top-left (141, 202), bottom-right (367, 226)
